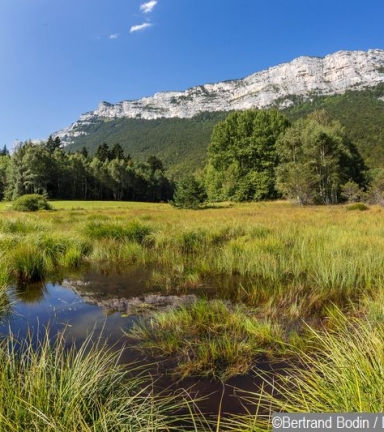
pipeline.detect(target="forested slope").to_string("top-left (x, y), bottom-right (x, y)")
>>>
top-left (65, 85), bottom-right (384, 175)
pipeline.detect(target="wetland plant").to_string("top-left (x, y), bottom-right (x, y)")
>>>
top-left (346, 202), bottom-right (369, 211)
top-left (84, 220), bottom-right (152, 244)
top-left (0, 329), bottom-right (200, 432)
top-left (126, 299), bottom-right (283, 380)
top-left (229, 315), bottom-right (384, 430)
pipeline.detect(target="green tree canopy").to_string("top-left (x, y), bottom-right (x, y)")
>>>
top-left (46, 135), bottom-right (62, 154)
top-left (110, 143), bottom-right (125, 160)
top-left (204, 109), bottom-right (290, 201)
top-left (276, 110), bottom-right (368, 204)
top-left (172, 175), bottom-right (207, 209)
top-left (95, 143), bottom-right (111, 162)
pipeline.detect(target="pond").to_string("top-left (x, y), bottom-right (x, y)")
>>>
top-left (0, 266), bottom-right (286, 419)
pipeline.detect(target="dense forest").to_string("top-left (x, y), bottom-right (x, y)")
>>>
top-left (0, 139), bottom-right (173, 202)
top-left (64, 84), bottom-right (384, 176)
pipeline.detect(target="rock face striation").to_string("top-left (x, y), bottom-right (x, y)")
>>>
top-left (55, 49), bottom-right (384, 144)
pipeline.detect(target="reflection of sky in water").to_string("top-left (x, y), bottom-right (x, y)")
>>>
top-left (0, 283), bottom-right (138, 361)
top-left (0, 278), bottom-right (285, 417)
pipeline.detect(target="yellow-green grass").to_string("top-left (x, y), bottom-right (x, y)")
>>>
top-left (226, 314), bottom-right (384, 431)
top-left (125, 298), bottom-right (284, 380)
top-left (0, 327), bottom-right (206, 432)
top-left (2, 200), bottom-right (384, 425)
top-left (2, 200), bottom-right (384, 318)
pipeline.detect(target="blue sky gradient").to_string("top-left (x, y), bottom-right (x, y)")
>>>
top-left (1, 0), bottom-right (383, 147)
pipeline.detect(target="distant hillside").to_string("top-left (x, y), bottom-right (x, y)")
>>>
top-left (65, 111), bottom-right (229, 176)
top-left (65, 84), bottom-right (384, 175)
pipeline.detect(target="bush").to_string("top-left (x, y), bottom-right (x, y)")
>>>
top-left (12, 194), bottom-right (52, 212)
top-left (346, 202), bottom-right (369, 211)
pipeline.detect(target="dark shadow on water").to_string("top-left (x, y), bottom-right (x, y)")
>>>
top-left (14, 281), bottom-right (48, 304)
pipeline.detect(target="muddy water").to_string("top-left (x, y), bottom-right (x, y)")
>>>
top-left (0, 267), bottom-right (287, 419)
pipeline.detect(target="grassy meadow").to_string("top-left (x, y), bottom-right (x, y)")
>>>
top-left (1, 199), bottom-right (384, 429)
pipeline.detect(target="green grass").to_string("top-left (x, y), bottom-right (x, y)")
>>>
top-left (2, 200), bottom-right (384, 319)
top-left (227, 314), bottom-right (384, 430)
top-left (84, 220), bottom-right (152, 244)
top-left (126, 299), bottom-right (283, 380)
top-left (0, 233), bottom-right (91, 283)
top-left (346, 202), bottom-right (369, 211)
top-left (0, 328), bottom-right (206, 432)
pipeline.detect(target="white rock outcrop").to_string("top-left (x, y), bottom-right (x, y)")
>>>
top-left (55, 49), bottom-right (384, 144)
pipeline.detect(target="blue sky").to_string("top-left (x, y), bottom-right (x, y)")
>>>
top-left (1, 0), bottom-right (383, 148)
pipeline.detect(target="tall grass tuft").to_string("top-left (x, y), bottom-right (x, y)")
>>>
top-left (228, 315), bottom-right (384, 430)
top-left (8, 243), bottom-right (46, 282)
top-left (0, 284), bottom-right (10, 317)
top-left (5, 235), bottom-right (91, 282)
top-left (0, 217), bottom-right (50, 234)
top-left (31, 234), bottom-right (91, 269)
top-left (0, 329), bottom-right (199, 432)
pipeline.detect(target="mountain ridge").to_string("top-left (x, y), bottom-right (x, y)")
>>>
top-left (55, 49), bottom-right (384, 145)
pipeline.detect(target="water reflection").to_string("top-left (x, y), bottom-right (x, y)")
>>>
top-left (0, 289), bottom-right (11, 321)
top-left (0, 267), bottom-right (285, 419)
top-left (0, 281), bottom-right (138, 361)
top-left (14, 281), bottom-right (48, 304)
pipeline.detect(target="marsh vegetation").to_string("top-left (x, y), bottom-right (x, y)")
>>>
top-left (1, 200), bottom-right (384, 429)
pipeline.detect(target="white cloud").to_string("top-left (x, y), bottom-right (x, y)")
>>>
top-left (130, 22), bottom-right (152, 33)
top-left (109, 34), bottom-right (119, 39)
top-left (140, 0), bottom-right (157, 14)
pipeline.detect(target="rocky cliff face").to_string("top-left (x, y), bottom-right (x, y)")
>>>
top-left (55, 49), bottom-right (384, 144)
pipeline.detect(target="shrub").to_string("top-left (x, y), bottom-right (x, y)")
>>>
top-left (12, 194), bottom-right (53, 212)
top-left (346, 202), bottom-right (369, 211)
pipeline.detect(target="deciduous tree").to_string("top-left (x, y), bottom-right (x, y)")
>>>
top-left (205, 109), bottom-right (290, 201)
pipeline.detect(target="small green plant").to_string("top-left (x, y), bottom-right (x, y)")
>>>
top-left (12, 194), bottom-right (53, 212)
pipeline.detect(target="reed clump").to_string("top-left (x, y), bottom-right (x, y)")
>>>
top-left (2, 234), bottom-right (91, 283)
top-left (227, 315), bottom-right (384, 431)
top-left (8, 243), bottom-right (46, 282)
top-left (0, 329), bottom-right (198, 432)
top-left (126, 298), bottom-right (283, 380)
top-left (0, 217), bottom-right (50, 234)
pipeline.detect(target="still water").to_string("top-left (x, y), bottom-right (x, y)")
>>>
top-left (0, 267), bottom-right (283, 417)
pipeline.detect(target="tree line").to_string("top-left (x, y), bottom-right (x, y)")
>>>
top-left (0, 139), bottom-right (173, 202)
top-left (1, 108), bottom-right (381, 207)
